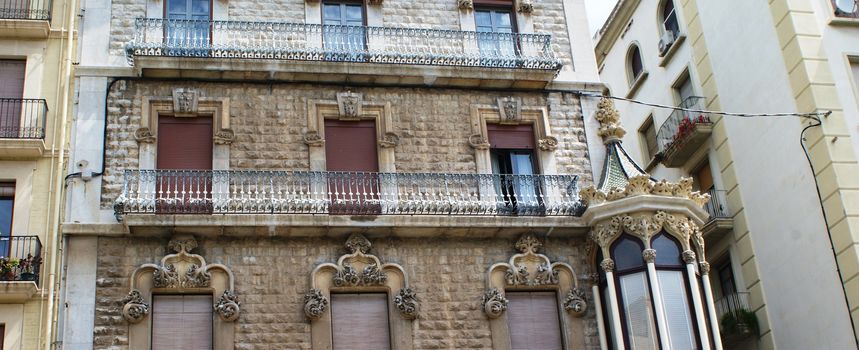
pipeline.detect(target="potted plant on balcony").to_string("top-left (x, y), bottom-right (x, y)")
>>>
top-left (0, 257), bottom-right (20, 281)
top-left (18, 254), bottom-right (41, 281)
top-left (720, 308), bottom-right (759, 341)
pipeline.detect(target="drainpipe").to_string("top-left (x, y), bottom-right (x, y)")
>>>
top-left (44, 0), bottom-right (77, 345)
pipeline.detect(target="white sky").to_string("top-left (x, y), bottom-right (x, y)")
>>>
top-left (585, 0), bottom-right (620, 35)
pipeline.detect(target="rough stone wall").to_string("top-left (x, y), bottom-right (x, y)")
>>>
top-left (531, 0), bottom-right (575, 71)
top-left (381, 0), bottom-right (460, 30)
top-left (101, 80), bottom-right (591, 207)
top-left (92, 235), bottom-right (601, 349)
top-left (228, 0), bottom-right (304, 23)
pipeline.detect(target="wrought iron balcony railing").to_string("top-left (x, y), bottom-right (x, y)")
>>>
top-left (0, 235), bottom-right (42, 282)
top-left (114, 170), bottom-right (583, 218)
top-left (0, 98), bottom-right (47, 139)
top-left (126, 18), bottom-right (562, 71)
top-left (704, 189), bottom-right (730, 220)
top-left (0, 0), bottom-right (51, 20)
top-left (656, 96), bottom-right (711, 153)
top-left (833, 0), bottom-right (859, 18)
top-left (715, 292), bottom-right (750, 320)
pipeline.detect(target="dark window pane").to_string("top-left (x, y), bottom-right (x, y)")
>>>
top-left (191, 0), bottom-right (208, 15)
top-left (0, 199), bottom-right (12, 236)
top-left (345, 4), bottom-right (362, 21)
top-left (613, 236), bottom-right (644, 271)
top-left (652, 233), bottom-right (682, 266)
top-left (167, 0), bottom-right (186, 15)
top-left (630, 46), bottom-right (643, 79)
top-left (323, 4), bottom-right (342, 21)
top-left (475, 11), bottom-right (492, 28)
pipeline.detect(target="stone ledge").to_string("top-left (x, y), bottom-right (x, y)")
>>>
top-left (0, 281), bottom-right (39, 302)
top-left (0, 139), bottom-right (45, 159)
top-left (0, 19), bottom-right (49, 39)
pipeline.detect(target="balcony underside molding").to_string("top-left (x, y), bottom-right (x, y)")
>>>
top-left (133, 56), bottom-right (558, 89)
top-left (0, 139), bottom-right (45, 158)
top-left (0, 19), bottom-right (50, 38)
top-left (0, 281), bottom-right (39, 302)
top-left (64, 215), bottom-right (589, 237)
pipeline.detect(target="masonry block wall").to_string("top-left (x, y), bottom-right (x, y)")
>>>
top-left (92, 236), bottom-right (600, 349)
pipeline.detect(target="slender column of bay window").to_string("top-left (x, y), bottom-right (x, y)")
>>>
top-left (601, 258), bottom-right (626, 350)
top-left (683, 251), bottom-right (711, 350)
top-left (592, 277), bottom-right (609, 350)
top-left (699, 262), bottom-right (724, 350)
top-left (643, 249), bottom-right (671, 350)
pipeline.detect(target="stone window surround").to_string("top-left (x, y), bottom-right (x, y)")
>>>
top-left (481, 234), bottom-right (588, 350)
top-left (136, 91), bottom-right (233, 170)
top-left (458, 0), bottom-right (535, 34)
top-left (304, 93), bottom-right (397, 172)
top-left (303, 234), bottom-right (416, 350)
top-left (119, 235), bottom-right (241, 350)
top-left (468, 99), bottom-right (558, 174)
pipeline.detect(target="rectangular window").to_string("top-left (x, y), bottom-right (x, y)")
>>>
top-left (851, 61), bottom-right (859, 101)
top-left (0, 324), bottom-right (4, 349)
top-left (475, 6), bottom-right (516, 58)
top-left (331, 293), bottom-right (391, 350)
top-left (715, 255), bottom-right (737, 297)
top-left (674, 71), bottom-right (695, 106)
top-left (152, 295), bottom-right (213, 350)
top-left (619, 272), bottom-right (659, 350)
top-left (322, 1), bottom-right (366, 56)
top-left (164, 0), bottom-right (211, 53)
top-left (487, 124), bottom-right (540, 214)
top-left (694, 161), bottom-right (713, 192)
top-left (0, 183), bottom-right (14, 258)
top-left (156, 116), bottom-right (213, 214)
top-left (638, 116), bottom-right (658, 160)
top-left (324, 119), bottom-right (380, 214)
top-left (0, 60), bottom-right (25, 138)
top-left (506, 292), bottom-right (563, 350)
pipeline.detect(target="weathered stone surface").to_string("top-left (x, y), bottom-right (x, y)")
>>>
top-left (101, 81), bottom-right (592, 207)
top-left (92, 236), bottom-right (600, 349)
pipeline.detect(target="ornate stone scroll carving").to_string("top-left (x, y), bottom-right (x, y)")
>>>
top-left (594, 97), bottom-right (626, 142)
top-left (134, 127), bottom-right (156, 143)
top-left (458, 0), bottom-right (473, 10)
top-left (497, 97), bottom-right (522, 124)
top-left (589, 211), bottom-right (704, 260)
top-left (563, 288), bottom-right (588, 317)
top-left (172, 88), bottom-right (200, 115)
top-left (378, 132), bottom-right (400, 148)
top-left (336, 91), bottom-right (363, 119)
top-left (213, 129), bottom-right (236, 145)
top-left (482, 288), bottom-right (509, 319)
top-left (517, 0), bottom-right (534, 13)
top-left (468, 134), bottom-right (490, 150)
top-left (538, 136), bottom-right (558, 151)
top-left (303, 289), bottom-right (328, 320)
top-left (303, 130), bottom-right (325, 147)
top-left (579, 175), bottom-right (711, 207)
top-left (214, 290), bottom-right (241, 322)
top-left (394, 288), bottom-right (419, 320)
top-left (121, 290), bottom-right (150, 323)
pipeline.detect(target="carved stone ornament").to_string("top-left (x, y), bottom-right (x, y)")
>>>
top-left (579, 175), bottom-right (711, 208)
top-left (457, 0), bottom-right (473, 10)
top-left (213, 128), bottom-right (236, 145)
top-left (303, 289), bottom-right (329, 320)
top-left (134, 127), bottom-right (156, 143)
top-left (146, 235), bottom-right (212, 289)
top-left (121, 290), bottom-right (150, 323)
top-left (394, 288), bottom-right (419, 320)
top-left (172, 88), bottom-right (200, 115)
top-left (496, 234), bottom-right (564, 286)
top-left (482, 288), bottom-right (509, 319)
top-left (379, 132), bottom-right (400, 148)
top-left (563, 288), bottom-right (588, 317)
top-left (303, 130), bottom-right (325, 147)
top-left (538, 136), bottom-right (558, 151)
top-left (336, 91), bottom-right (363, 119)
top-left (594, 97), bottom-right (626, 143)
top-left (468, 134), bottom-right (490, 150)
top-left (517, 0), bottom-right (534, 13)
top-left (497, 97), bottom-right (522, 124)
top-left (600, 258), bottom-right (615, 272)
top-left (682, 250), bottom-right (697, 264)
top-left (345, 233), bottom-right (371, 254)
top-left (214, 290), bottom-right (241, 322)
top-left (590, 211), bottom-right (702, 253)
top-left (330, 234), bottom-right (392, 287)
top-left (642, 249), bottom-right (657, 263)
top-left (699, 261), bottom-right (711, 274)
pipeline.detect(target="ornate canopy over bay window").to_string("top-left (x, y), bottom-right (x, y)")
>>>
top-left (580, 98), bottom-right (722, 350)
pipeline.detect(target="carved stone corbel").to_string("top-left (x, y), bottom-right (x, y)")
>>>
top-left (394, 288), bottom-right (419, 320)
top-left (303, 289), bottom-right (328, 320)
top-left (121, 290), bottom-right (150, 324)
top-left (497, 97), bottom-right (522, 124)
top-left (379, 132), bottom-right (400, 148)
top-left (134, 127), bottom-right (156, 143)
top-left (482, 288), bottom-right (508, 319)
top-left (457, 0), bottom-right (473, 10)
top-left (563, 288), bottom-right (588, 317)
top-left (214, 290), bottom-right (241, 322)
top-left (304, 131), bottom-right (325, 147)
top-left (336, 91), bottom-right (363, 119)
top-left (538, 136), bottom-right (558, 151)
top-left (517, 0), bottom-right (534, 13)
top-left (213, 128), bottom-right (236, 145)
top-left (468, 134), bottom-right (490, 150)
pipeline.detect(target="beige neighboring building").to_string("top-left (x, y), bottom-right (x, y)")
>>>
top-left (0, 0), bottom-right (76, 346)
top-left (595, 0), bottom-right (859, 349)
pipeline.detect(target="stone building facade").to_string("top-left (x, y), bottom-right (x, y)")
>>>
top-left (60, 0), bottom-right (722, 349)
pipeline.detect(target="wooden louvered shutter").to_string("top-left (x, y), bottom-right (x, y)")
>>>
top-left (152, 295), bottom-right (213, 350)
top-left (156, 116), bottom-right (213, 170)
top-left (331, 293), bottom-right (391, 350)
top-left (324, 119), bottom-right (378, 172)
top-left (506, 292), bottom-right (563, 350)
top-left (0, 60), bottom-right (25, 138)
top-left (487, 124), bottom-right (535, 150)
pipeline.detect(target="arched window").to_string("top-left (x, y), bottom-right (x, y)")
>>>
top-left (652, 232), bottom-right (700, 350)
top-left (627, 45), bottom-right (644, 84)
top-left (610, 235), bottom-right (659, 349)
top-left (660, 0), bottom-right (679, 40)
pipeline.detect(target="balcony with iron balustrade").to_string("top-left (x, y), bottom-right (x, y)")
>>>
top-left (0, 98), bottom-right (47, 158)
top-left (112, 170), bottom-right (587, 237)
top-left (0, 235), bottom-right (43, 302)
top-left (125, 18), bottom-right (564, 88)
top-left (656, 96), bottom-right (713, 167)
top-left (0, 0), bottom-right (51, 38)
top-left (701, 188), bottom-right (732, 243)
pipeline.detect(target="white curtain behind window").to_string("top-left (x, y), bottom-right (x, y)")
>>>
top-left (657, 270), bottom-right (697, 349)
top-left (619, 272), bottom-right (658, 350)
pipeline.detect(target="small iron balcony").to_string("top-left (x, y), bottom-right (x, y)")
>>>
top-left (657, 96), bottom-right (713, 167)
top-left (0, 235), bottom-right (42, 283)
top-left (126, 18), bottom-right (562, 72)
top-left (0, 98), bottom-right (47, 140)
top-left (114, 170), bottom-right (583, 218)
top-left (701, 188), bottom-right (733, 241)
top-left (0, 0), bottom-right (50, 20)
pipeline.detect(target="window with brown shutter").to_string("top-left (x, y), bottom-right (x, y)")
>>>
top-left (152, 295), bottom-right (213, 350)
top-left (695, 161), bottom-right (713, 192)
top-left (156, 116), bottom-right (213, 213)
top-left (331, 293), bottom-right (391, 350)
top-left (0, 60), bottom-right (26, 138)
top-left (506, 292), bottom-right (564, 350)
top-left (324, 120), bottom-right (380, 214)
top-left (638, 116), bottom-right (658, 160)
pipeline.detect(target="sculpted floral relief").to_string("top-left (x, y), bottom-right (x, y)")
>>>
top-left (121, 290), bottom-right (150, 324)
top-left (394, 288), bottom-right (419, 320)
top-left (214, 290), bottom-right (241, 322)
top-left (482, 288), bottom-right (509, 319)
top-left (303, 289), bottom-right (328, 320)
top-left (579, 175), bottom-right (711, 207)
